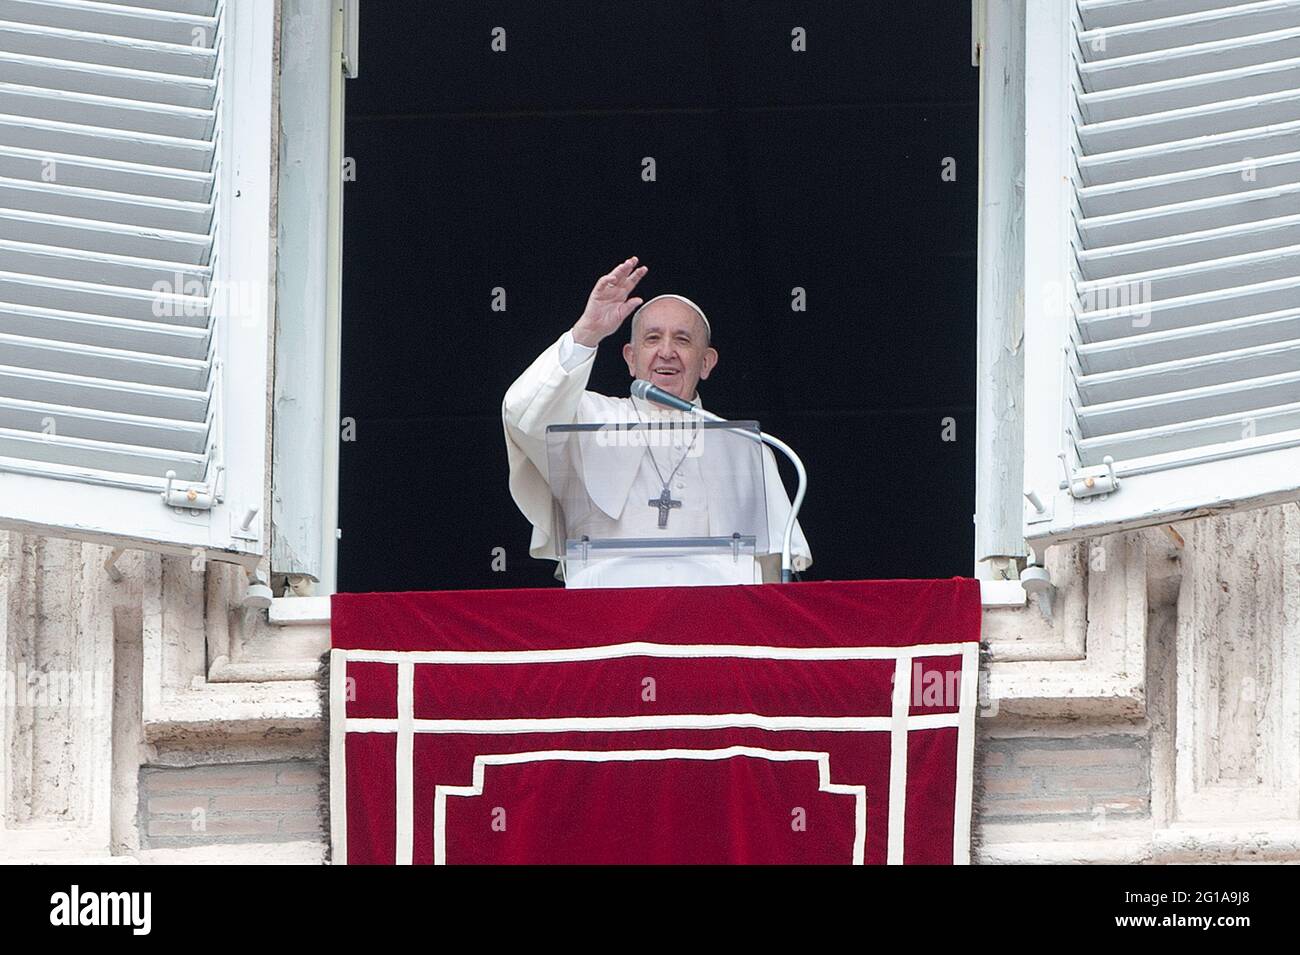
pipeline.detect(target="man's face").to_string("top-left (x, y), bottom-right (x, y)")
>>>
top-left (622, 300), bottom-right (718, 401)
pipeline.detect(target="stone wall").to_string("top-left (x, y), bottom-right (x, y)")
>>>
top-left (2, 502), bottom-right (1298, 863)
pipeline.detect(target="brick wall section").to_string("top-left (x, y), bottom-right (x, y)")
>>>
top-left (140, 761), bottom-right (325, 848)
top-left (976, 734), bottom-right (1150, 824)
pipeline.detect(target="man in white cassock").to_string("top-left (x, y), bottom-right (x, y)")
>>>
top-left (503, 256), bottom-right (811, 585)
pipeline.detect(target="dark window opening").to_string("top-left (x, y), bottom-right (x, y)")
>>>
top-left (339, 1), bottom-right (978, 592)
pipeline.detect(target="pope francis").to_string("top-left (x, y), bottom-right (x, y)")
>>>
top-left (502, 256), bottom-right (812, 584)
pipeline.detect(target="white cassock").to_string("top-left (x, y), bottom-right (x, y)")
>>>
top-left (503, 330), bottom-right (812, 584)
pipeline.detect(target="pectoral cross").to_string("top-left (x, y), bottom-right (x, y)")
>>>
top-left (649, 487), bottom-right (682, 528)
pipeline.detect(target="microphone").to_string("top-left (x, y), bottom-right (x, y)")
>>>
top-left (630, 379), bottom-right (724, 421)
top-left (630, 378), bottom-right (699, 414)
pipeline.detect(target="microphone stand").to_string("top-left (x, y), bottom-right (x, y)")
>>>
top-left (632, 383), bottom-right (807, 582)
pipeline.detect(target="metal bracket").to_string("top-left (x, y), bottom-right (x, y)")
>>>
top-left (1058, 451), bottom-right (1120, 500)
top-left (1020, 563), bottom-right (1055, 620)
top-left (103, 547), bottom-right (125, 583)
top-left (243, 565), bottom-right (273, 610)
top-left (161, 466), bottom-right (224, 512)
top-left (230, 505), bottom-right (260, 542)
top-left (1024, 487), bottom-right (1053, 525)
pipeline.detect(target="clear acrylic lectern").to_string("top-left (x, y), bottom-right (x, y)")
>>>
top-left (546, 419), bottom-right (770, 589)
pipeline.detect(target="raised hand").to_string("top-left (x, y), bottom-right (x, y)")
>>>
top-left (571, 256), bottom-right (649, 347)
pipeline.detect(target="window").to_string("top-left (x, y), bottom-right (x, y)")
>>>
top-left (337, 1), bottom-right (980, 592)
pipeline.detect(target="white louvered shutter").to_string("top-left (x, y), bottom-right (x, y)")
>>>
top-left (1022, 0), bottom-right (1300, 551)
top-left (0, 0), bottom-right (273, 564)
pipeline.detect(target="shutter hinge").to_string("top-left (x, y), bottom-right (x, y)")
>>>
top-left (1058, 451), bottom-right (1120, 500)
top-left (161, 466), bottom-right (224, 511)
